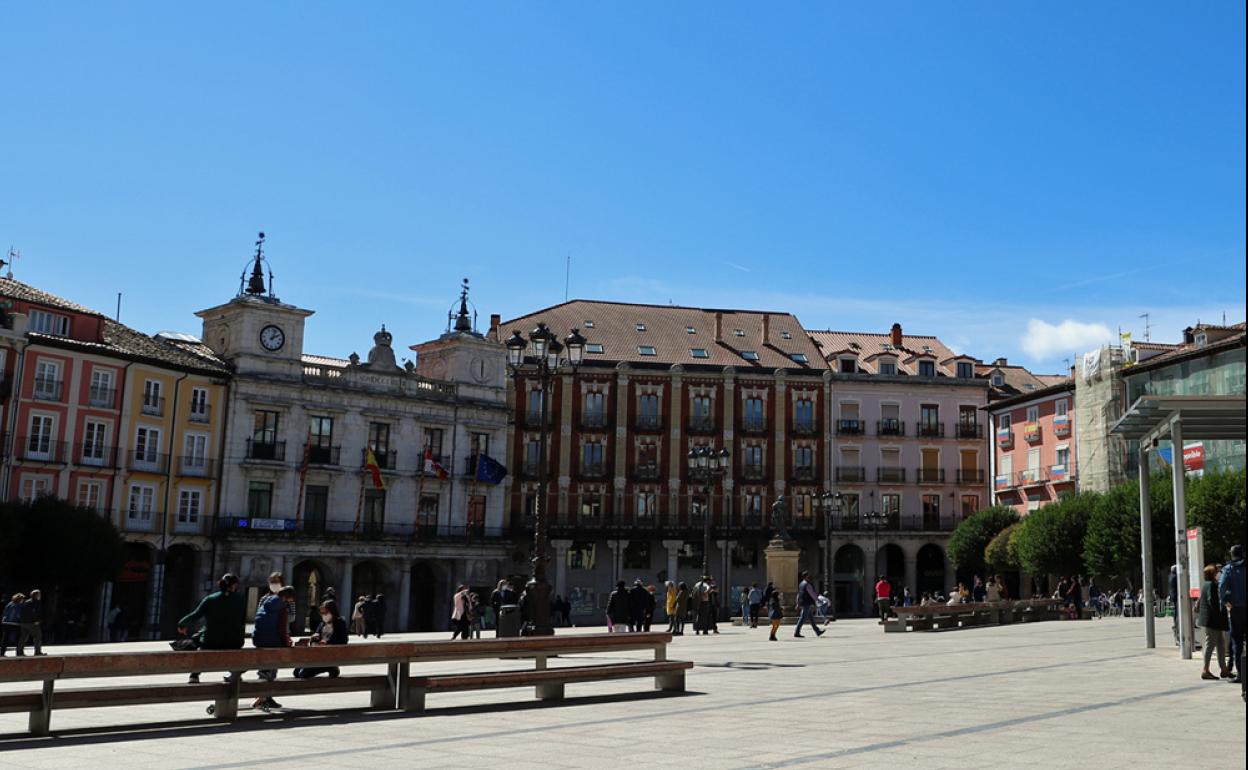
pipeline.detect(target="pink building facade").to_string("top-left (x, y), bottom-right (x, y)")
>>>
top-left (987, 380), bottom-right (1077, 514)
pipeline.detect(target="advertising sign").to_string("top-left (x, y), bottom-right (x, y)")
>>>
top-left (1187, 528), bottom-right (1203, 599)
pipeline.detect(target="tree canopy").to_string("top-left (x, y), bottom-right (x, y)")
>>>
top-left (947, 505), bottom-right (1019, 575)
top-left (0, 497), bottom-right (126, 594)
top-left (1187, 468), bottom-right (1246, 564)
top-left (1013, 493), bottom-right (1094, 577)
top-left (1082, 474), bottom-right (1173, 584)
top-left (984, 522), bottom-right (1020, 572)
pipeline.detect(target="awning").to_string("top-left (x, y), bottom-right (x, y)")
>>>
top-left (1110, 395), bottom-right (1247, 444)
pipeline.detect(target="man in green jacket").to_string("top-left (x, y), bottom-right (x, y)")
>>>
top-left (178, 573), bottom-right (246, 684)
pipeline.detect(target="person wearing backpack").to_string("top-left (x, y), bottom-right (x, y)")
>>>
top-left (251, 585), bottom-right (296, 710)
top-left (1220, 545), bottom-right (1246, 684)
top-left (793, 571), bottom-right (824, 638)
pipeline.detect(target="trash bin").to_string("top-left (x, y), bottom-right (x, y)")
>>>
top-left (496, 604), bottom-right (522, 637)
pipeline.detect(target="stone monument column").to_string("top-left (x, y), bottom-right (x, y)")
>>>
top-left (662, 540), bottom-right (683, 585)
top-left (397, 563), bottom-right (412, 632)
top-left (551, 539), bottom-right (573, 596)
top-left (763, 496), bottom-right (801, 606)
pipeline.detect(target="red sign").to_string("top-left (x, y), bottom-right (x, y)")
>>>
top-left (117, 559), bottom-right (151, 583)
top-left (1182, 444), bottom-right (1204, 471)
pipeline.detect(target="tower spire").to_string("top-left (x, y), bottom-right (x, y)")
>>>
top-left (245, 232), bottom-right (267, 295)
top-left (453, 278), bottom-right (473, 332)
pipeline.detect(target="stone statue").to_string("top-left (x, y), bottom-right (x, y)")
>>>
top-left (770, 495), bottom-right (791, 541)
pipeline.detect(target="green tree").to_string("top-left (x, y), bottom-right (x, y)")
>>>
top-left (947, 505), bottom-right (1019, 576)
top-left (1014, 493), bottom-right (1094, 577)
top-left (1187, 468), bottom-right (1246, 564)
top-left (0, 497), bottom-right (126, 595)
top-left (984, 523), bottom-right (1020, 571)
top-left (1082, 474), bottom-right (1172, 585)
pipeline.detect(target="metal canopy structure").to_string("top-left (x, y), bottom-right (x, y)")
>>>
top-left (1112, 394), bottom-right (1248, 658)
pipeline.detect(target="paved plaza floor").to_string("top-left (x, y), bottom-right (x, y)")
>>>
top-left (0, 616), bottom-right (1243, 769)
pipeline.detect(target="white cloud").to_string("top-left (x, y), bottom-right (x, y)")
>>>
top-left (1020, 319), bottom-right (1112, 360)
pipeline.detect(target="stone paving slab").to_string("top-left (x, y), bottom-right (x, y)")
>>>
top-left (0, 618), bottom-right (1242, 769)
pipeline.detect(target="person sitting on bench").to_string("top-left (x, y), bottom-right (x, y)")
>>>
top-left (294, 600), bottom-right (349, 679)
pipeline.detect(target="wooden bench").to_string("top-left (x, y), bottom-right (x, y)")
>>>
top-left (0, 632), bottom-right (687, 735)
top-left (883, 599), bottom-right (1067, 632)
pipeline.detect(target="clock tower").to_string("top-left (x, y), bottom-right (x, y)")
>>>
top-left (196, 233), bottom-right (314, 378)
top-left (410, 279), bottom-right (506, 391)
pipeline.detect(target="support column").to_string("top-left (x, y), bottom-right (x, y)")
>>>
top-left (1170, 417), bottom-right (1194, 660)
top-left (397, 563), bottom-right (412, 632)
top-left (551, 539), bottom-right (573, 597)
top-left (662, 540), bottom-right (683, 587)
top-left (1138, 450), bottom-right (1155, 648)
top-left (904, 546), bottom-right (918, 598)
top-left (145, 558), bottom-right (166, 640)
top-left (339, 558), bottom-right (354, 609)
top-left (718, 539), bottom-right (733, 620)
top-left (607, 539), bottom-right (626, 583)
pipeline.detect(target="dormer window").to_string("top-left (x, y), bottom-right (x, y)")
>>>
top-left (956, 361), bottom-right (974, 379)
top-left (839, 357), bottom-right (857, 374)
top-left (638, 346), bottom-right (656, 356)
top-left (635, 323), bottom-right (646, 332)
top-left (992, 373), bottom-right (1004, 387)
top-left (28, 309), bottom-right (70, 337)
top-left (917, 360), bottom-right (936, 377)
top-left (781, 331), bottom-right (792, 340)
top-left (1195, 332), bottom-right (1208, 347)
top-left (878, 358), bottom-right (897, 375)
top-left (741, 351), bottom-right (759, 361)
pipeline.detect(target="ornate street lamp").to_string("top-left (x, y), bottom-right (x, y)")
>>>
top-left (816, 491), bottom-right (843, 619)
top-left (505, 323), bottom-right (586, 635)
top-left (862, 508), bottom-right (889, 608)
top-left (687, 446), bottom-right (730, 579)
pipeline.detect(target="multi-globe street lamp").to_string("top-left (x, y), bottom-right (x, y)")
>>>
top-left (686, 446), bottom-right (730, 579)
top-left (816, 491), bottom-right (843, 618)
top-left (505, 322), bottom-right (586, 635)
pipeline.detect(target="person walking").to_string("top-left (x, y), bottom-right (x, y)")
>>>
top-left (293, 600), bottom-right (350, 679)
top-left (178, 574), bottom-right (247, 686)
top-left (450, 585), bottom-right (472, 640)
top-left (708, 578), bottom-right (721, 634)
top-left (628, 580), bottom-right (649, 632)
top-left (606, 581), bottom-right (630, 633)
top-left (767, 589), bottom-right (784, 642)
top-left (352, 595), bottom-right (368, 637)
top-left (793, 571), bottom-right (824, 638)
top-left (490, 580), bottom-right (518, 636)
top-left (18, 590), bottom-right (45, 656)
top-left (643, 584), bottom-right (657, 631)
top-left (672, 582), bottom-right (688, 636)
top-left (747, 583), bottom-right (762, 629)
top-left (1198, 564), bottom-right (1230, 681)
top-left (1, 593), bottom-right (24, 656)
top-left (1219, 545), bottom-right (1246, 684)
top-left (692, 576), bottom-right (715, 635)
top-left (664, 581), bottom-right (678, 633)
top-left (874, 576), bottom-right (892, 622)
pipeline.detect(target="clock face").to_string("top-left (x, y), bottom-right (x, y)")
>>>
top-left (260, 324), bottom-right (285, 351)
top-left (472, 356), bottom-right (492, 383)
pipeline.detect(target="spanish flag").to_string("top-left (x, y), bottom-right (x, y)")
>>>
top-left (364, 448), bottom-right (385, 490)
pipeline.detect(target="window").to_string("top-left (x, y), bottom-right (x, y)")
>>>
top-left (920, 404), bottom-right (940, 432)
top-left (177, 489), bottom-right (202, 526)
top-left (90, 368), bottom-right (115, 407)
top-left (471, 432), bottom-right (490, 458)
top-left (142, 379), bottom-right (163, 414)
top-left (127, 484), bottom-right (156, 523)
top-left (423, 428), bottom-right (445, 456)
top-left (690, 348), bottom-right (709, 359)
top-left (840, 493), bottom-right (860, 519)
top-left (636, 492), bottom-right (657, 522)
top-left (791, 494), bottom-right (812, 522)
top-left (686, 326), bottom-right (696, 334)
top-left (959, 405), bottom-right (977, 427)
top-left (635, 323), bottom-right (646, 332)
top-left (918, 360), bottom-right (936, 377)
top-left (1000, 413), bottom-right (1012, 430)
top-left (20, 476), bottom-right (53, 502)
top-left (581, 440), bottom-right (605, 471)
top-left (878, 358), bottom-right (897, 375)
top-left (1026, 405), bottom-right (1039, 423)
top-left (1055, 399), bottom-right (1068, 417)
top-left (740, 351), bottom-right (759, 361)
top-left (524, 440), bottom-right (542, 470)
top-left (794, 399), bottom-right (814, 431)
top-left (304, 485), bottom-right (329, 531)
top-left (362, 489), bottom-right (386, 533)
top-left (999, 454), bottom-right (1013, 480)
top-left (881, 493), bottom-right (901, 517)
top-left (586, 343), bottom-right (604, 354)
top-left (584, 392), bottom-right (606, 423)
top-left (253, 410), bottom-right (280, 444)
top-left (790, 353), bottom-right (808, 364)
top-left (1194, 332), bottom-right (1208, 347)
top-left (33, 359), bottom-right (61, 399)
top-left (733, 329), bottom-right (745, 337)
top-left (922, 494), bottom-right (940, 516)
top-left (135, 426), bottom-right (161, 464)
top-left (308, 415), bottom-right (334, 447)
top-left (580, 491), bottom-right (602, 521)
top-left (417, 492), bottom-right (439, 523)
top-left (992, 373), bottom-right (1004, 387)
top-left (77, 480), bottom-right (103, 512)
top-left (189, 387), bottom-right (209, 420)
top-left (183, 433), bottom-right (208, 470)
top-left (793, 445), bottom-right (813, 470)
top-left (956, 362), bottom-right (974, 379)
top-left (691, 395), bottom-right (713, 422)
top-left (368, 422), bottom-right (391, 455)
top-left (961, 494), bottom-right (979, 516)
top-left (639, 393), bottom-right (660, 419)
top-left (1055, 446), bottom-right (1070, 467)
top-left (28, 309), bottom-right (70, 336)
top-left (781, 330), bottom-right (792, 340)
top-left (81, 420), bottom-right (107, 464)
top-left (744, 397), bottom-right (765, 428)
top-left (26, 414), bottom-right (55, 458)
top-left (743, 493), bottom-right (763, 521)
top-left (637, 345), bottom-right (656, 356)
top-left (743, 445), bottom-right (763, 469)
top-left (840, 357), bottom-right (857, 373)
top-left (623, 541), bottom-right (650, 570)
top-left (247, 481), bottom-right (273, 518)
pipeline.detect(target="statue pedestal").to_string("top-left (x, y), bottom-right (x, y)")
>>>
top-left (764, 537), bottom-right (802, 603)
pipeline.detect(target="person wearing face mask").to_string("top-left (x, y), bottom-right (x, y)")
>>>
top-left (293, 600), bottom-right (349, 679)
top-left (264, 572), bottom-right (301, 637)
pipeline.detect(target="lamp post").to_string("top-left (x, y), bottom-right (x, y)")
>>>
top-left (687, 446), bottom-right (730, 579)
top-left (861, 509), bottom-right (889, 606)
top-left (505, 323), bottom-right (586, 636)
top-left (816, 491), bottom-right (843, 619)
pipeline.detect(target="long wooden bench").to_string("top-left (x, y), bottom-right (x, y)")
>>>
top-left (883, 598), bottom-right (1067, 632)
top-left (0, 632), bottom-right (687, 735)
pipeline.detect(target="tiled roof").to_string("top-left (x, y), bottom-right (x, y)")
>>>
top-left (809, 329), bottom-right (964, 375)
top-left (501, 300), bottom-right (823, 370)
top-left (0, 276), bottom-right (103, 316)
top-left (976, 362), bottom-right (1063, 399)
top-left (1127, 324), bottom-right (1246, 373)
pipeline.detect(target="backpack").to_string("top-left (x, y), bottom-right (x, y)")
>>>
top-left (253, 594), bottom-right (287, 646)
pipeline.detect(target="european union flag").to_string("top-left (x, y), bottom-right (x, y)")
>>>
top-left (475, 453), bottom-right (508, 485)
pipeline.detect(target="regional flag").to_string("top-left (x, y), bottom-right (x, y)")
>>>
top-left (423, 446), bottom-right (449, 480)
top-left (474, 453), bottom-right (508, 485)
top-left (364, 448), bottom-right (386, 490)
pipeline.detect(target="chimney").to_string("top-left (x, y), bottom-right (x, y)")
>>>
top-left (714, 312), bottom-right (723, 343)
top-left (762, 314), bottom-right (771, 345)
top-left (890, 322), bottom-right (903, 348)
top-left (1182, 327), bottom-right (1194, 344)
top-left (994, 357), bottom-right (1008, 367)
top-left (488, 313), bottom-right (501, 341)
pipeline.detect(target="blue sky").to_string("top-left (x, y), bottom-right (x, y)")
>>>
top-left (2, 2), bottom-right (1243, 372)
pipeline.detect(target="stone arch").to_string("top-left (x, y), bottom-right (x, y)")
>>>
top-left (114, 541), bottom-right (156, 639)
top-left (877, 543), bottom-right (905, 586)
top-left (160, 543), bottom-right (201, 637)
top-left (833, 544), bottom-right (865, 617)
top-left (292, 559), bottom-right (338, 634)
top-left (916, 543), bottom-right (946, 597)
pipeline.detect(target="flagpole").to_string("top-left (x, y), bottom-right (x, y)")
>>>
top-left (415, 449), bottom-right (427, 541)
top-left (353, 471), bottom-right (365, 533)
top-left (295, 444), bottom-right (309, 527)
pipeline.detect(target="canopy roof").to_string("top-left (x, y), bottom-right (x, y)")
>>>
top-left (1111, 395), bottom-right (1247, 444)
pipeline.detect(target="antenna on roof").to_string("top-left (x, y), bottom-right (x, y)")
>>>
top-left (116, 292), bottom-right (122, 321)
top-left (564, 255), bottom-right (570, 302)
top-left (3, 246), bottom-right (18, 279)
top-left (1138, 312), bottom-right (1151, 342)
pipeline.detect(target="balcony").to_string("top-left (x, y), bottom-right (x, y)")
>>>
top-left (579, 462), bottom-right (608, 480)
top-left (1017, 468), bottom-right (1047, 487)
top-left (916, 421), bottom-right (945, 438)
top-left (741, 465), bottom-right (766, 481)
top-left (993, 474), bottom-right (1014, 492)
top-left (141, 396), bottom-right (165, 417)
top-left (955, 422), bottom-right (984, 439)
top-left (189, 404), bottom-right (211, 424)
top-left (75, 444), bottom-right (119, 468)
top-left (876, 419), bottom-right (905, 437)
top-left (522, 410), bottom-right (550, 429)
top-left (1048, 463), bottom-right (1075, 484)
top-left (1022, 422), bottom-right (1042, 443)
top-left (996, 427), bottom-right (1014, 447)
top-left (215, 516), bottom-right (508, 543)
top-left (792, 421), bottom-right (818, 437)
top-left (178, 457), bottom-right (217, 477)
top-left (956, 469), bottom-right (985, 485)
top-left (365, 448), bottom-right (398, 470)
top-left (916, 467), bottom-right (946, 484)
top-left (835, 466), bottom-right (865, 483)
top-left (835, 419), bottom-right (864, 436)
top-left (16, 438), bottom-right (68, 464)
top-left (580, 413), bottom-right (608, 431)
top-left (129, 450), bottom-right (170, 474)
top-left (246, 439), bottom-right (286, 462)
top-left (88, 386), bottom-right (116, 409)
top-left (33, 378), bottom-right (63, 402)
top-left (634, 462), bottom-right (661, 481)
top-left (1053, 416), bottom-right (1071, 437)
top-left (520, 461), bottom-right (543, 479)
top-left (305, 444), bottom-right (341, 466)
top-left (790, 466), bottom-right (816, 483)
top-left (877, 467), bottom-right (906, 484)
top-left (740, 418), bottom-right (768, 435)
top-left (419, 452), bottom-right (448, 477)
top-left (687, 416), bottom-right (717, 434)
top-left (634, 414), bottom-right (662, 432)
